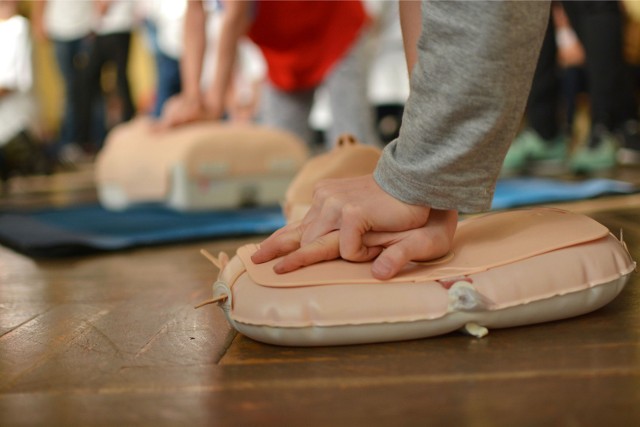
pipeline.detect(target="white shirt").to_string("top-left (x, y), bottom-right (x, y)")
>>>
top-left (95, 0), bottom-right (136, 35)
top-left (0, 16), bottom-right (35, 145)
top-left (44, 0), bottom-right (93, 41)
top-left (148, 0), bottom-right (186, 59)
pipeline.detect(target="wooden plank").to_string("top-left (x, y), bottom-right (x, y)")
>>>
top-left (0, 242), bottom-right (237, 393)
top-left (0, 302), bottom-right (53, 337)
top-left (0, 302), bottom-right (114, 391)
top-left (0, 373), bottom-right (638, 426)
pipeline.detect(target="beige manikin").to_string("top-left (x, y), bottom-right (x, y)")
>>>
top-left (198, 135), bottom-right (636, 346)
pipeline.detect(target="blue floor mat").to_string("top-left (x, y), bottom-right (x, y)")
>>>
top-left (492, 177), bottom-right (636, 210)
top-left (0, 204), bottom-right (286, 257)
top-left (0, 178), bottom-right (635, 258)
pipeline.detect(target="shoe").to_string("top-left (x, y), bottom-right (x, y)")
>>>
top-left (616, 120), bottom-right (640, 165)
top-left (0, 131), bottom-right (52, 179)
top-left (53, 143), bottom-right (95, 171)
top-left (570, 126), bottom-right (618, 174)
top-left (501, 129), bottom-right (567, 176)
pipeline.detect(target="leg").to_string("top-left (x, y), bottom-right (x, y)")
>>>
top-left (52, 38), bottom-right (86, 149)
top-left (563, 0), bottom-right (633, 171)
top-left (76, 36), bottom-right (104, 149)
top-left (259, 82), bottom-right (315, 146)
top-left (527, 15), bottom-right (562, 141)
top-left (0, 142), bottom-right (8, 187)
top-left (323, 30), bottom-right (379, 147)
top-left (107, 32), bottom-right (136, 122)
top-left (501, 15), bottom-right (567, 176)
top-left (563, 1), bottom-right (636, 129)
top-left (560, 66), bottom-right (587, 131)
top-left (153, 52), bottom-right (182, 118)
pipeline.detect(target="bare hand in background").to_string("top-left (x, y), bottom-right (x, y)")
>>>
top-left (154, 94), bottom-right (209, 130)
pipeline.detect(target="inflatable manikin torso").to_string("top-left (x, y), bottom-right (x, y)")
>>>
top-left (200, 138), bottom-right (636, 347)
top-left (95, 117), bottom-right (308, 211)
top-left (284, 134), bottom-right (382, 222)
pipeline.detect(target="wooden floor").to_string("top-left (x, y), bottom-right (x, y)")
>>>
top-left (1, 165), bottom-right (640, 426)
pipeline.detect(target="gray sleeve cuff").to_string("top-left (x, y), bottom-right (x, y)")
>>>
top-left (374, 0), bottom-right (550, 213)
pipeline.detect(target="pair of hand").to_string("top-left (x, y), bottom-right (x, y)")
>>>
top-left (155, 92), bottom-right (224, 131)
top-left (252, 175), bottom-right (458, 280)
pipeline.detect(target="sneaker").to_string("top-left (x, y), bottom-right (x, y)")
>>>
top-left (616, 120), bottom-right (640, 165)
top-left (501, 129), bottom-right (567, 176)
top-left (55, 143), bottom-right (93, 170)
top-left (570, 126), bottom-right (618, 174)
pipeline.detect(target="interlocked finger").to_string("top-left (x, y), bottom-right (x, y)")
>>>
top-left (274, 231), bottom-right (341, 273)
top-left (251, 223), bottom-right (304, 264)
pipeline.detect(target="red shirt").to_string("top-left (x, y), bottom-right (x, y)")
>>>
top-left (247, 0), bottom-right (368, 91)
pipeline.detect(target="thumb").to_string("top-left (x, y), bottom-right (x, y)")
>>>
top-left (370, 230), bottom-right (451, 280)
top-left (371, 242), bottom-right (412, 280)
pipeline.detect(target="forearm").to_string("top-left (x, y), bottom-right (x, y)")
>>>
top-left (32, 0), bottom-right (47, 40)
top-left (181, 0), bottom-right (207, 99)
top-left (375, 0), bottom-right (550, 213)
top-left (399, 0), bottom-right (421, 75)
top-left (205, 1), bottom-right (251, 116)
top-left (95, 0), bottom-right (111, 17)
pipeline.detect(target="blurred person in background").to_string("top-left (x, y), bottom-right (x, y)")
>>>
top-left (32, 0), bottom-right (95, 164)
top-left (0, 0), bottom-right (50, 189)
top-left (503, 0), bottom-right (640, 176)
top-left (159, 0), bottom-right (378, 149)
top-left (139, 0), bottom-right (186, 118)
top-left (76, 0), bottom-right (136, 155)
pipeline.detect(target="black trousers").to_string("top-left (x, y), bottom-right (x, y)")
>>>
top-left (77, 32), bottom-right (135, 148)
top-left (527, 1), bottom-right (637, 140)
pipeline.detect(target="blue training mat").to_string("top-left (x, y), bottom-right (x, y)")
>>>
top-left (0, 178), bottom-right (635, 257)
top-left (0, 204), bottom-right (286, 257)
top-left (492, 177), bottom-right (636, 210)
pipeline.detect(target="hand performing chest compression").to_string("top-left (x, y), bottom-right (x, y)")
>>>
top-left (251, 174), bottom-right (458, 280)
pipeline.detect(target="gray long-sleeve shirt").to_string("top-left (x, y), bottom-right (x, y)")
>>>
top-left (374, 0), bottom-right (550, 213)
